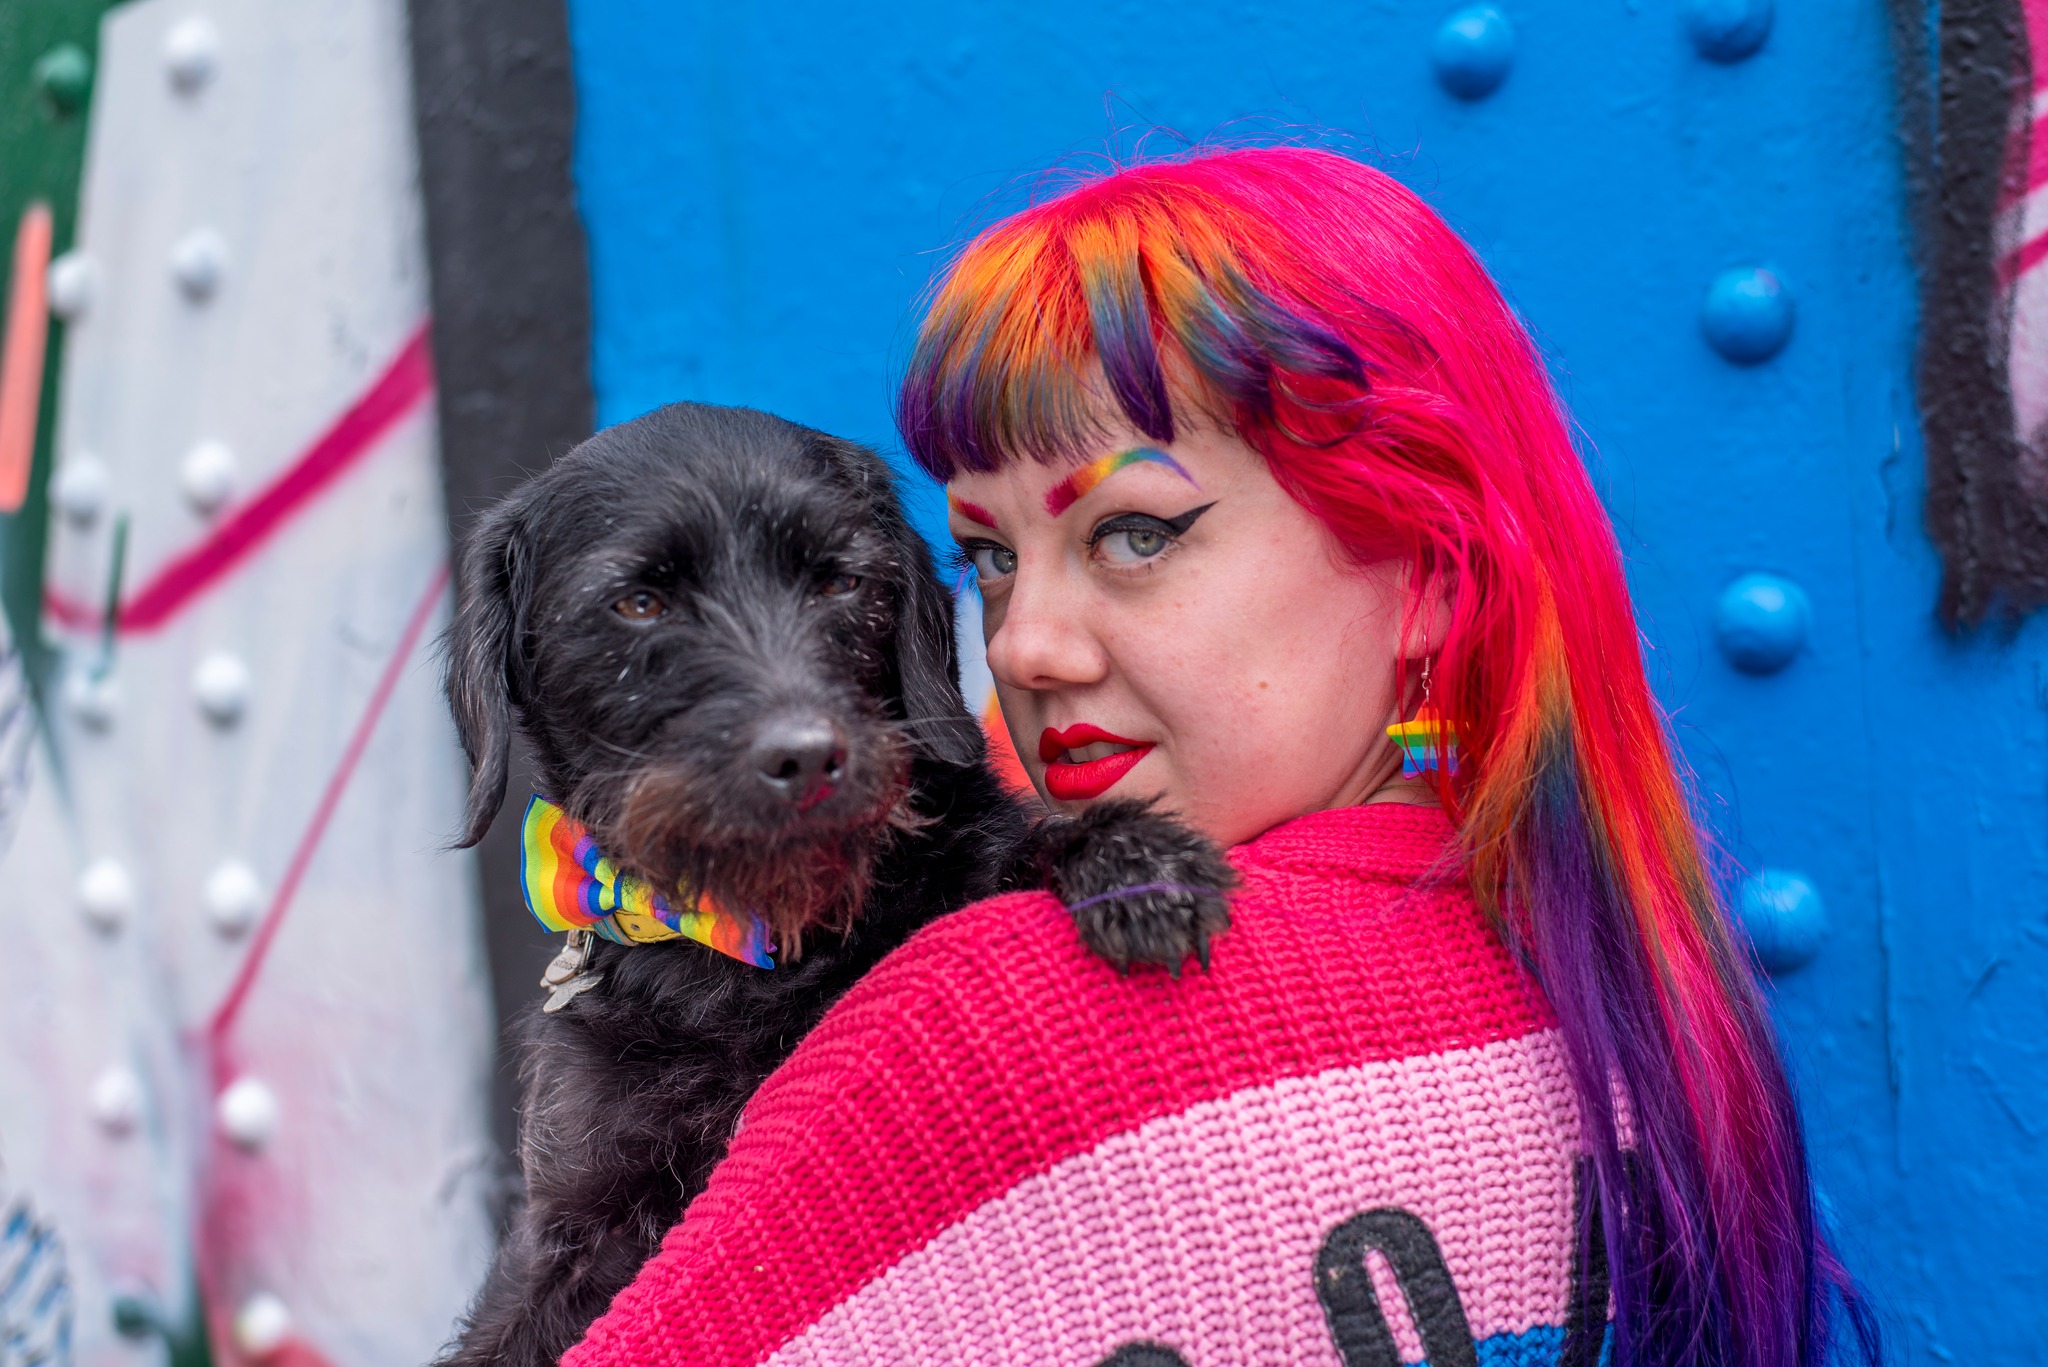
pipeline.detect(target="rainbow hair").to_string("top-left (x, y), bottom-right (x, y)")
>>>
top-left (898, 147), bottom-right (1875, 1367)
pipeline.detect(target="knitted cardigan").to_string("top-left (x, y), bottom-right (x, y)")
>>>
top-left (565, 803), bottom-right (1605, 1367)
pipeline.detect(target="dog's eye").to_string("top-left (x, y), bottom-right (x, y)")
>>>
top-left (613, 591), bottom-right (667, 621)
top-left (819, 574), bottom-right (861, 598)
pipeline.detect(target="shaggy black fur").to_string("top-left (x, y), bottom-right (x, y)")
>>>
top-left (435, 403), bottom-right (1232, 1367)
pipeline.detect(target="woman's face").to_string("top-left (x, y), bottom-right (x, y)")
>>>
top-left (947, 422), bottom-right (1432, 847)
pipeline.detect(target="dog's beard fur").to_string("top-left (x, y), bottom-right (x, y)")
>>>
top-left (580, 725), bottom-right (924, 958)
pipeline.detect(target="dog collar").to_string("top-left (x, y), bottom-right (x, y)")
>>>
top-left (519, 795), bottom-right (775, 969)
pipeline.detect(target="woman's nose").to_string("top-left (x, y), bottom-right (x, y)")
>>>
top-left (984, 566), bottom-right (1109, 692)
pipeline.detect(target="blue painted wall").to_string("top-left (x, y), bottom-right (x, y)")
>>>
top-left (563, 2), bottom-right (2048, 1359)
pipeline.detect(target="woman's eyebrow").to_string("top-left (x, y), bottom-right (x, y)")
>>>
top-left (946, 492), bottom-right (998, 529)
top-left (1044, 447), bottom-right (1198, 517)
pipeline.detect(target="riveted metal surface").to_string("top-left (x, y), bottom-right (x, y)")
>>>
top-left (564, 1), bottom-right (2048, 1355)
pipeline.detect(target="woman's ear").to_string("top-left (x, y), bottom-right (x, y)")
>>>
top-left (442, 495), bottom-right (535, 847)
top-left (1410, 564), bottom-right (1455, 661)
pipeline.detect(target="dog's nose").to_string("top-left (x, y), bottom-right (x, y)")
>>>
top-left (749, 716), bottom-right (847, 808)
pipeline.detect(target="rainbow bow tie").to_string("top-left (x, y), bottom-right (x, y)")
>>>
top-left (519, 796), bottom-right (775, 969)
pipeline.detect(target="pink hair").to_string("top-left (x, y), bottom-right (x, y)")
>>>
top-left (898, 146), bottom-right (1873, 1367)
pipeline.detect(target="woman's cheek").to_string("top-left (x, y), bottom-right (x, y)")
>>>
top-left (1147, 691), bottom-right (1259, 835)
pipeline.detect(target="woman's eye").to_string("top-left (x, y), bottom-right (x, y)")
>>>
top-left (969, 544), bottom-right (1017, 582)
top-left (820, 573), bottom-right (862, 597)
top-left (1099, 527), bottom-right (1171, 563)
top-left (1087, 504), bottom-right (1212, 569)
top-left (613, 591), bottom-right (666, 621)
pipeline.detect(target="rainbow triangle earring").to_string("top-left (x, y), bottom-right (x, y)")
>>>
top-left (1386, 657), bottom-right (1458, 777)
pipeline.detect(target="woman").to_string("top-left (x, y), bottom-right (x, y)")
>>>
top-left (566, 148), bottom-right (1874, 1367)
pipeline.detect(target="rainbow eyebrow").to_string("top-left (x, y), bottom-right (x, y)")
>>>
top-left (946, 492), bottom-right (998, 528)
top-left (1043, 447), bottom-right (1197, 517)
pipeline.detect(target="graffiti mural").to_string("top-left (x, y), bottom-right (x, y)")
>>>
top-left (0, 2), bottom-right (501, 1363)
top-left (1, 0), bottom-right (2045, 1364)
top-left (1893, 0), bottom-right (2048, 623)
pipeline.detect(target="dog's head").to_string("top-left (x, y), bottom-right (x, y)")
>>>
top-left (443, 403), bottom-right (983, 946)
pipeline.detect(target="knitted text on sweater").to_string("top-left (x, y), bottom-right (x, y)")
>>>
top-left (566, 803), bottom-right (1604, 1367)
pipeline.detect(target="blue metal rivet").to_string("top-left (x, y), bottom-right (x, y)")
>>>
top-left (1714, 572), bottom-right (1809, 673)
top-left (1701, 265), bottom-right (1793, 364)
top-left (1738, 869), bottom-right (1827, 973)
top-left (1431, 6), bottom-right (1514, 101)
top-left (1683, 0), bottom-right (1773, 63)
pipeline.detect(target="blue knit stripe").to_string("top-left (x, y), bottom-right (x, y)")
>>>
top-left (1415, 1322), bottom-right (1613, 1367)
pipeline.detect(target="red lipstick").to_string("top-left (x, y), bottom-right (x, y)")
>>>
top-left (1038, 723), bottom-right (1153, 802)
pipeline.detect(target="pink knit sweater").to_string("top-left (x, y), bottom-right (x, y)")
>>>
top-left (565, 803), bottom-right (1601, 1367)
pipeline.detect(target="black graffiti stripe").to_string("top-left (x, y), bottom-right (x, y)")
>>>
top-left (403, 0), bottom-right (597, 1161)
top-left (1887, 0), bottom-right (2048, 624)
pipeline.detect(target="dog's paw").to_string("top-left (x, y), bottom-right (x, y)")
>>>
top-left (1033, 799), bottom-right (1236, 977)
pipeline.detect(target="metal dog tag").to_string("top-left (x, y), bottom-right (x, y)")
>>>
top-left (540, 930), bottom-right (602, 1014)
top-left (542, 974), bottom-right (602, 1013)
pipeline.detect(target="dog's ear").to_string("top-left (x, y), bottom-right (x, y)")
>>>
top-left (442, 492), bottom-right (536, 846)
top-left (812, 435), bottom-right (985, 768)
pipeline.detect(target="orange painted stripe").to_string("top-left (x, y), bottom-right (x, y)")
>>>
top-left (0, 203), bottom-right (53, 513)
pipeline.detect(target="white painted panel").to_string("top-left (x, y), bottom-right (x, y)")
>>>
top-left (0, 1), bottom-right (494, 1364)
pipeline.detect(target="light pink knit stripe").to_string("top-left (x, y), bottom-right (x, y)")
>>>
top-left (766, 1030), bottom-right (1582, 1367)
top-left (569, 805), bottom-right (1561, 1367)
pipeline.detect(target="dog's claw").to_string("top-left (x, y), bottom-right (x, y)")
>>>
top-left (1039, 798), bottom-right (1237, 978)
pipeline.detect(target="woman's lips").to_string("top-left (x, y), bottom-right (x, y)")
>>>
top-left (1038, 724), bottom-right (1153, 802)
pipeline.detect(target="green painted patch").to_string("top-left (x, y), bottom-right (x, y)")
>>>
top-left (0, 0), bottom-right (123, 718)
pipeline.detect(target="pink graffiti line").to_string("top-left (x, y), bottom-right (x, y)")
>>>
top-left (1995, 0), bottom-right (2048, 276)
top-left (196, 560), bottom-right (446, 1367)
top-left (206, 559), bottom-right (451, 1046)
top-left (45, 322), bottom-right (435, 633)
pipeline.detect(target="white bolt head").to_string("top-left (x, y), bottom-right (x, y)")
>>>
top-left (90, 1067), bottom-right (144, 1136)
top-left (50, 456), bottom-right (109, 526)
top-left (169, 228), bottom-right (227, 300)
top-left (179, 439), bottom-right (235, 512)
top-left (77, 859), bottom-right (133, 934)
top-left (204, 861), bottom-right (263, 938)
top-left (64, 666), bottom-right (119, 733)
top-left (45, 252), bottom-right (96, 320)
top-left (216, 1076), bottom-right (279, 1150)
top-left (164, 17), bottom-right (220, 94)
top-left (231, 1292), bottom-right (291, 1357)
top-left (192, 651), bottom-right (250, 725)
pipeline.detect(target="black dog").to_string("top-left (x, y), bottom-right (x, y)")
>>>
top-left (436, 403), bottom-right (1231, 1367)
